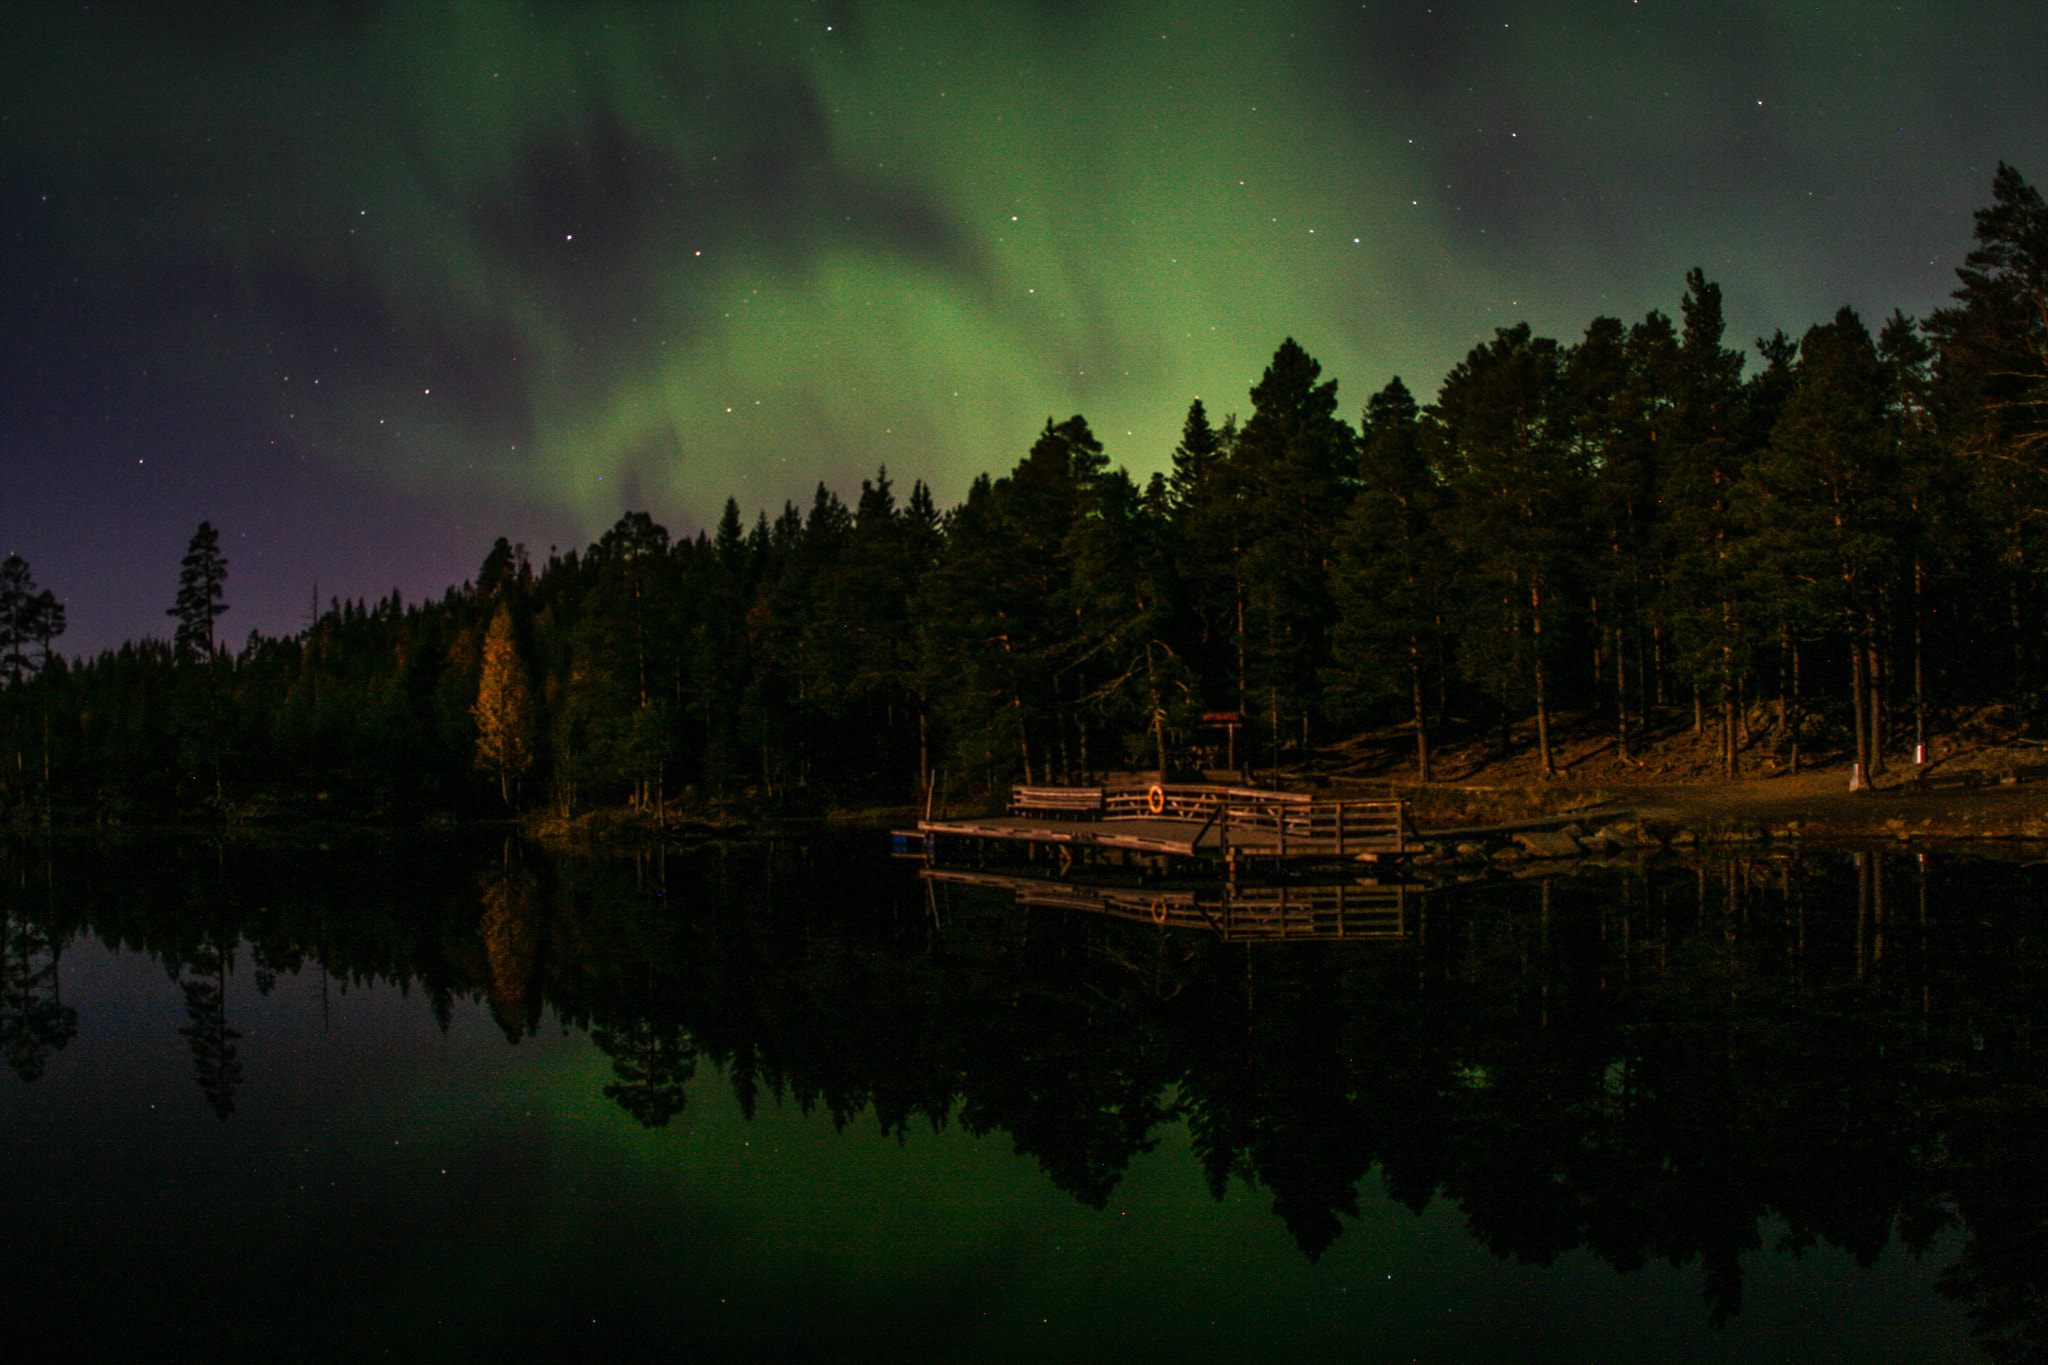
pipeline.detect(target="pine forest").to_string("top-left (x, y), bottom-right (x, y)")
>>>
top-left (3, 165), bottom-right (2046, 826)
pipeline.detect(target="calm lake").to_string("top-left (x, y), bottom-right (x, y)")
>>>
top-left (1, 832), bottom-right (2037, 1362)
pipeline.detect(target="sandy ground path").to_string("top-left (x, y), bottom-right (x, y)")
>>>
top-left (1516, 764), bottom-right (2048, 840)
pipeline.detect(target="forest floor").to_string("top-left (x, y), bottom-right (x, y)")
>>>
top-left (1294, 703), bottom-right (2048, 845)
top-left (535, 706), bottom-right (2048, 851)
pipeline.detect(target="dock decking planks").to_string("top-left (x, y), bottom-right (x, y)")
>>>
top-left (912, 781), bottom-right (1416, 865)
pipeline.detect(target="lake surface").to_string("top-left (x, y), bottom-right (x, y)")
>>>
top-left (1, 833), bottom-right (2038, 1361)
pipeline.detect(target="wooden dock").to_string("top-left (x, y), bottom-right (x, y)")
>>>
top-left (923, 868), bottom-right (1410, 941)
top-left (907, 780), bottom-right (1417, 870)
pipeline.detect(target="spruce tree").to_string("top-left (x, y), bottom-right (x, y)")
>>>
top-left (1167, 397), bottom-right (1223, 512)
top-left (476, 537), bottom-right (517, 599)
top-left (1166, 406), bottom-right (1244, 719)
top-left (1228, 340), bottom-right (1356, 766)
top-left (164, 522), bottom-right (231, 804)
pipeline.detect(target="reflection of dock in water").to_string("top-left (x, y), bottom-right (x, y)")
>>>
top-left (904, 781), bottom-right (1419, 872)
top-left (922, 868), bottom-right (1410, 941)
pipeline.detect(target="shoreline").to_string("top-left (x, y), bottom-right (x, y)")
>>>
top-left (15, 758), bottom-right (2048, 853)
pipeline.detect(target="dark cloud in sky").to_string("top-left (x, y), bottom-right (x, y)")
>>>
top-left (1, 0), bottom-right (2045, 654)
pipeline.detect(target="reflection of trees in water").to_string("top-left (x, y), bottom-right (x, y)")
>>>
top-left (8, 838), bottom-right (2048, 1351)
top-left (1940, 1166), bottom-right (2048, 1365)
top-left (1298, 856), bottom-right (1971, 1327)
top-left (0, 914), bottom-right (77, 1081)
top-left (527, 847), bottom-right (2048, 1348)
top-left (177, 937), bottom-right (241, 1121)
top-left (477, 863), bottom-right (542, 1043)
top-left (592, 1016), bottom-right (697, 1127)
top-left (633, 846), bottom-right (2042, 1345)
top-left (950, 974), bottom-right (1179, 1210)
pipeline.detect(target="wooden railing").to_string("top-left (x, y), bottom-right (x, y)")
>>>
top-left (1009, 782), bottom-right (1407, 854)
top-left (1097, 782), bottom-right (1308, 822)
top-left (1010, 786), bottom-right (1105, 817)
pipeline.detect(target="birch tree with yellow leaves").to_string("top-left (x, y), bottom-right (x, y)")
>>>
top-left (473, 603), bottom-right (536, 806)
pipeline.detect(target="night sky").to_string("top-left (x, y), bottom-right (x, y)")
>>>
top-left (4, 2), bottom-right (2045, 656)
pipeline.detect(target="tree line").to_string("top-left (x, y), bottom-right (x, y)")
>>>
top-left (0, 164), bottom-right (2044, 822)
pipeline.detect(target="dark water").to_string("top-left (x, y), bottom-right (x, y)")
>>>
top-left (1, 833), bottom-right (2039, 1362)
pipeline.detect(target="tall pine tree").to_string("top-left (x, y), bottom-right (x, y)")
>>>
top-left (1328, 377), bottom-right (1448, 779)
top-left (168, 522), bottom-right (229, 663)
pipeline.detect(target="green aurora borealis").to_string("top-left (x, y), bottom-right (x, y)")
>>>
top-left (4, 1), bottom-right (2046, 648)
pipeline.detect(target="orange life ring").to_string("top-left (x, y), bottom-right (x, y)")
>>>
top-left (1147, 784), bottom-right (1165, 815)
top-left (1151, 898), bottom-right (1167, 925)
